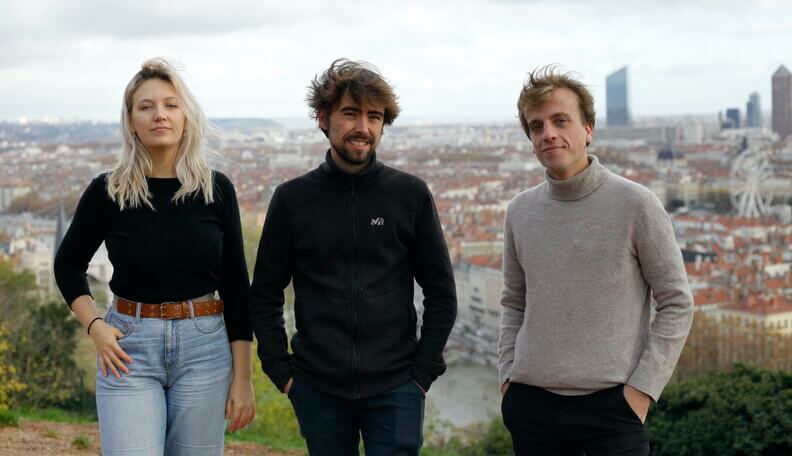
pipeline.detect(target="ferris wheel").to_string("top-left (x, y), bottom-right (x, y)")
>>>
top-left (729, 149), bottom-right (774, 218)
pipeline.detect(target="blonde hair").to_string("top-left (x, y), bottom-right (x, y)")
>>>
top-left (108, 57), bottom-right (217, 210)
top-left (517, 65), bottom-right (596, 139)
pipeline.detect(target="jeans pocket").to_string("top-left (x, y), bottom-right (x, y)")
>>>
top-left (411, 380), bottom-right (426, 397)
top-left (193, 314), bottom-right (225, 334)
top-left (618, 385), bottom-right (643, 424)
top-left (500, 384), bottom-right (514, 422)
top-left (105, 309), bottom-right (138, 338)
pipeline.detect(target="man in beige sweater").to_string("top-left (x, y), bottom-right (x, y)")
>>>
top-left (498, 67), bottom-right (694, 455)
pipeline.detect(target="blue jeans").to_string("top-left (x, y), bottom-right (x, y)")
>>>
top-left (95, 303), bottom-right (232, 456)
top-left (288, 380), bottom-right (425, 456)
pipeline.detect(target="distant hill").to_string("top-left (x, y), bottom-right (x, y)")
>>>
top-left (0, 118), bottom-right (281, 145)
top-left (211, 118), bottom-right (281, 132)
top-left (0, 121), bottom-right (120, 144)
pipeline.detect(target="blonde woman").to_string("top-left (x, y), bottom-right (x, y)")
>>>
top-left (54, 58), bottom-right (255, 455)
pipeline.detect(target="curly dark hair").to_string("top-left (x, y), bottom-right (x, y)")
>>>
top-left (307, 58), bottom-right (400, 136)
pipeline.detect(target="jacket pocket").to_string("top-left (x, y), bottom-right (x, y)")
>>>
top-left (357, 285), bottom-right (417, 379)
top-left (291, 290), bottom-right (354, 385)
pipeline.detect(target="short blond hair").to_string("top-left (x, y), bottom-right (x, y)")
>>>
top-left (517, 65), bottom-right (596, 139)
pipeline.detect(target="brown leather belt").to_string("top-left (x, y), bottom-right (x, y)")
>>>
top-left (115, 297), bottom-right (224, 319)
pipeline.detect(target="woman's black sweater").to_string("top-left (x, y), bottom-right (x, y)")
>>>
top-left (54, 171), bottom-right (252, 342)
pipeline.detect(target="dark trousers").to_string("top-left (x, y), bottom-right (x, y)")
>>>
top-left (502, 383), bottom-right (649, 456)
top-left (288, 380), bottom-right (425, 456)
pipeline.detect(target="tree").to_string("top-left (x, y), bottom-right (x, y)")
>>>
top-left (241, 214), bottom-right (296, 336)
top-left (674, 312), bottom-right (792, 381)
top-left (5, 191), bottom-right (79, 215)
top-left (0, 257), bottom-right (38, 325)
top-left (8, 301), bottom-right (89, 410)
top-left (459, 419), bottom-right (514, 456)
top-left (648, 365), bottom-right (792, 455)
top-left (0, 257), bottom-right (90, 410)
top-left (0, 327), bottom-right (26, 411)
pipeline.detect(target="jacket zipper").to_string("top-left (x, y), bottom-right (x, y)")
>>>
top-left (350, 177), bottom-right (361, 399)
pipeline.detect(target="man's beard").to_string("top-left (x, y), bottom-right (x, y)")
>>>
top-left (332, 133), bottom-right (377, 166)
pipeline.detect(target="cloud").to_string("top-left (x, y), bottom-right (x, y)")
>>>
top-left (0, 1), bottom-right (317, 41)
top-left (0, 0), bottom-right (790, 120)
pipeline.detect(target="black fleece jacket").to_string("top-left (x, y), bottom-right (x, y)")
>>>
top-left (249, 152), bottom-right (457, 399)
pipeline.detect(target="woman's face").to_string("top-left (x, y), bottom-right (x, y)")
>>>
top-left (129, 78), bottom-right (185, 153)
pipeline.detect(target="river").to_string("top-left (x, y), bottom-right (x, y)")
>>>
top-left (424, 361), bottom-right (501, 434)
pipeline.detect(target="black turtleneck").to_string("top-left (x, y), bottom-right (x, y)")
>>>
top-left (54, 171), bottom-right (252, 342)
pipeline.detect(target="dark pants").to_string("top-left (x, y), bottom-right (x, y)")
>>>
top-left (288, 380), bottom-right (425, 456)
top-left (502, 383), bottom-right (650, 456)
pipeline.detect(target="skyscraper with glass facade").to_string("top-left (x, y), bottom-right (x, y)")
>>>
top-left (726, 108), bottom-right (740, 129)
top-left (772, 65), bottom-right (792, 140)
top-left (746, 92), bottom-right (762, 128)
top-left (606, 67), bottom-right (630, 127)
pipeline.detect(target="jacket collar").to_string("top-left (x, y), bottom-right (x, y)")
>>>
top-left (319, 149), bottom-right (384, 187)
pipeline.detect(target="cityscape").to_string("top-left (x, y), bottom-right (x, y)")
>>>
top-left (1, 63), bottom-right (791, 451)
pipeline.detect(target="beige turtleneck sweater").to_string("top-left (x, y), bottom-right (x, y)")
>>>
top-left (498, 156), bottom-right (693, 401)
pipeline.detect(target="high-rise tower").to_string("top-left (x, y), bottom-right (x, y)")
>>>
top-left (606, 66), bottom-right (630, 127)
top-left (746, 92), bottom-right (762, 128)
top-left (772, 65), bottom-right (792, 139)
top-left (726, 108), bottom-right (740, 129)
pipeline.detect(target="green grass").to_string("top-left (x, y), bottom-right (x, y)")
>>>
top-left (226, 428), bottom-right (305, 453)
top-left (225, 357), bottom-right (483, 456)
top-left (0, 409), bottom-right (19, 427)
top-left (421, 448), bottom-right (464, 456)
top-left (10, 407), bottom-right (96, 424)
top-left (223, 365), bottom-right (306, 452)
top-left (71, 434), bottom-right (92, 450)
top-left (44, 428), bottom-right (59, 438)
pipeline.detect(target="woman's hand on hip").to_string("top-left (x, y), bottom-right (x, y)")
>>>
top-left (226, 377), bottom-right (256, 433)
top-left (90, 320), bottom-right (132, 379)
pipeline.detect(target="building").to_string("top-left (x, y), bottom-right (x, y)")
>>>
top-left (450, 259), bottom-right (503, 367)
top-left (716, 296), bottom-right (792, 370)
top-left (606, 66), bottom-right (630, 127)
top-left (772, 65), bottom-right (792, 140)
top-left (725, 108), bottom-right (740, 129)
top-left (678, 122), bottom-right (704, 144)
top-left (656, 143), bottom-right (686, 170)
top-left (54, 201), bottom-right (67, 254)
top-left (0, 181), bottom-right (33, 212)
top-left (746, 92), bottom-right (762, 128)
top-left (596, 126), bottom-right (676, 145)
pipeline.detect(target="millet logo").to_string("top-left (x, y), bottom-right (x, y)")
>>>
top-left (370, 217), bottom-right (385, 226)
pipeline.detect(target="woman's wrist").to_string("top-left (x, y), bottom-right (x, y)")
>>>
top-left (229, 340), bottom-right (253, 383)
top-left (86, 317), bottom-right (103, 335)
top-left (231, 372), bottom-right (253, 383)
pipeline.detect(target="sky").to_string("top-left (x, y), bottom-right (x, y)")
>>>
top-left (0, 0), bottom-right (790, 124)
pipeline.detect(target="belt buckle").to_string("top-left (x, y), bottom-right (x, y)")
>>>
top-left (159, 302), bottom-right (180, 320)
